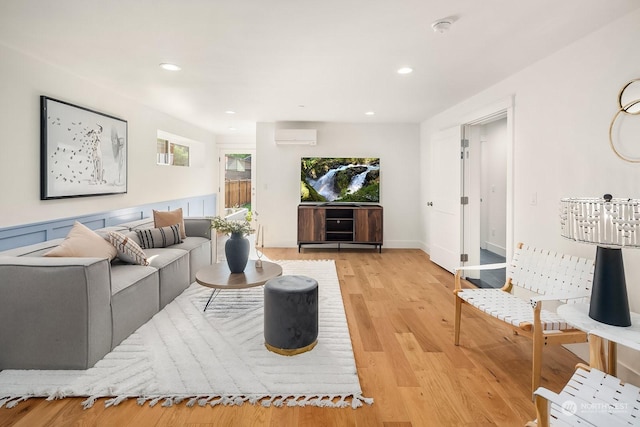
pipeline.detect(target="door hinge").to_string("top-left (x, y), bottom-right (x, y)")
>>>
top-left (460, 196), bottom-right (469, 205)
top-left (460, 253), bottom-right (468, 262)
top-left (461, 138), bottom-right (469, 148)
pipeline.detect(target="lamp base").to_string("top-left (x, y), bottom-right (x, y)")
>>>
top-left (589, 246), bottom-right (631, 327)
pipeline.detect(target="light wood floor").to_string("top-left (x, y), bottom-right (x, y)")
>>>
top-left (0, 249), bottom-right (583, 427)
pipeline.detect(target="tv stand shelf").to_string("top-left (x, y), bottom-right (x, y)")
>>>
top-left (297, 205), bottom-right (383, 252)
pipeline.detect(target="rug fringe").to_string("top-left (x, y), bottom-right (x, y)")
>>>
top-left (82, 395), bottom-right (102, 409)
top-left (0, 396), bottom-right (30, 409)
top-left (0, 392), bottom-right (373, 410)
top-left (133, 393), bottom-right (372, 409)
top-left (105, 395), bottom-right (128, 407)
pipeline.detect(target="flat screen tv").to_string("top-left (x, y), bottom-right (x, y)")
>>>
top-left (300, 157), bottom-right (380, 204)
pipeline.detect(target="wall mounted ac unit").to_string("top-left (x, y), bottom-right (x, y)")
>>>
top-left (274, 129), bottom-right (317, 145)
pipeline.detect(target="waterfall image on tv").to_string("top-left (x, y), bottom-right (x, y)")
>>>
top-left (300, 157), bottom-right (380, 203)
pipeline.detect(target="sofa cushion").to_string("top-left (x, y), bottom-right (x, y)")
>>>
top-left (108, 231), bottom-right (149, 266)
top-left (136, 224), bottom-right (182, 249)
top-left (109, 264), bottom-right (159, 348)
top-left (144, 247), bottom-right (190, 308)
top-left (154, 208), bottom-right (187, 239)
top-left (171, 237), bottom-right (211, 283)
top-left (44, 221), bottom-right (117, 260)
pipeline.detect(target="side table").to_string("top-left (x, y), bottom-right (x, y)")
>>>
top-left (557, 303), bottom-right (640, 375)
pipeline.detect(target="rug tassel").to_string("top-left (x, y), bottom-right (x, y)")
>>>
top-left (46, 390), bottom-right (67, 401)
top-left (82, 395), bottom-right (100, 409)
top-left (360, 395), bottom-right (374, 405)
top-left (261, 395), bottom-right (276, 407)
top-left (161, 397), bottom-right (174, 407)
top-left (0, 396), bottom-right (31, 409)
top-left (150, 397), bottom-right (164, 407)
top-left (208, 397), bottom-right (223, 407)
top-left (5, 397), bottom-right (30, 409)
top-left (105, 395), bottom-right (128, 407)
top-left (351, 394), bottom-right (373, 409)
top-left (274, 395), bottom-right (290, 407)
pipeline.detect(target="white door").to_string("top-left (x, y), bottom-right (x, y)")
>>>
top-left (429, 126), bottom-right (463, 273)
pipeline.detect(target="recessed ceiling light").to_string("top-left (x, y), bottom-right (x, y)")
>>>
top-left (365, 111), bottom-right (375, 116)
top-left (159, 63), bottom-right (181, 71)
top-left (397, 67), bottom-right (413, 75)
top-left (225, 110), bottom-right (236, 114)
top-left (228, 127), bottom-right (237, 131)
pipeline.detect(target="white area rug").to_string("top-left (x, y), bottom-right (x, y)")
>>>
top-left (0, 260), bottom-right (372, 409)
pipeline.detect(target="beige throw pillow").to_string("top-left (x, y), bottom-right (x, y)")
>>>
top-left (153, 208), bottom-right (186, 239)
top-left (44, 221), bottom-right (118, 260)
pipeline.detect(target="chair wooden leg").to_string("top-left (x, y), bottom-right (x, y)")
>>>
top-left (608, 341), bottom-right (617, 376)
top-left (454, 295), bottom-right (462, 345)
top-left (533, 394), bottom-right (549, 427)
top-left (532, 334), bottom-right (543, 395)
top-left (532, 304), bottom-right (543, 396)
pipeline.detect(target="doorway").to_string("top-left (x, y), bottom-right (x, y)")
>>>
top-left (427, 98), bottom-right (513, 276)
top-left (463, 116), bottom-right (507, 288)
top-left (216, 149), bottom-right (257, 263)
top-left (218, 149), bottom-right (256, 219)
top-left (462, 114), bottom-right (508, 288)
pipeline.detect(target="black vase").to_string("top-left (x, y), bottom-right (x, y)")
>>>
top-left (225, 232), bottom-right (250, 273)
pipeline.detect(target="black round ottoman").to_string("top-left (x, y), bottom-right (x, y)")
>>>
top-left (264, 275), bottom-right (318, 355)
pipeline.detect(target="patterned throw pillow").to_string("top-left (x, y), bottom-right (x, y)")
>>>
top-left (108, 231), bottom-right (149, 266)
top-left (135, 224), bottom-right (182, 249)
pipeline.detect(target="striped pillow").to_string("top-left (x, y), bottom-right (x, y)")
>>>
top-left (108, 231), bottom-right (149, 266)
top-left (135, 224), bottom-right (182, 249)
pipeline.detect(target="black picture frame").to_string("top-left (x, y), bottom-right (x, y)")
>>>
top-left (40, 96), bottom-right (128, 200)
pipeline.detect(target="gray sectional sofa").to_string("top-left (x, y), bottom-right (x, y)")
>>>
top-left (0, 217), bottom-right (213, 371)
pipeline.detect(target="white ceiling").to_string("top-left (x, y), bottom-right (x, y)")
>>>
top-left (1, 0), bottom-right (639, 137)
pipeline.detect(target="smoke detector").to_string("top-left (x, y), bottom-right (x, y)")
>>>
top-left (431, 19), bottom-right (453, 33)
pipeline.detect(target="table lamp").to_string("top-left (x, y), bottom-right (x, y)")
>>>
top-left (560, 194), bottom-right (636, 326)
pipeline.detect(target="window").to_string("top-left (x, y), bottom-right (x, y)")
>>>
top-left (157, 138), bottom-right (190, 167)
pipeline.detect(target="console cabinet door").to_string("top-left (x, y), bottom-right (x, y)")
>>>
top-left (354, 208), bottom-right (383, 243)
top-left (298, 207), bottom-right (325, 242)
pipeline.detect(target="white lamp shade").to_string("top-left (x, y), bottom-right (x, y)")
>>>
top-left (560, 196), bottom-right (640, 248)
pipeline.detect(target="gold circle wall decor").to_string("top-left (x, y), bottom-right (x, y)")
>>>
top-left (609, 78), bottom-right (640, 162)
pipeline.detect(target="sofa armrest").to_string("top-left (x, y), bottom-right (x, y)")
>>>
top-left (0, 256), bottom-right (113, 370)
top-left (184, 217), bottom-right (213, 239)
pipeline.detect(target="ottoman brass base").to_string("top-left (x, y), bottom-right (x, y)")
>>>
top-left (265, 339), bottom-right (318, 356)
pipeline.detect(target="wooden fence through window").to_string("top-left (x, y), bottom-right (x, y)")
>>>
top-left (225, 179), bottom-right (251, 207)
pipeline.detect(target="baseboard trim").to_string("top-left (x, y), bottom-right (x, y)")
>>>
top-left (485, 242), bottom-right (506, 257)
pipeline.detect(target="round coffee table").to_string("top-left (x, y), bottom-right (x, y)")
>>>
top-left (196, 261), bottom-right (282, 311)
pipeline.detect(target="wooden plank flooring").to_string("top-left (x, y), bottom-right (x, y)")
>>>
top-left (0, 249), bottom-right (583, 426)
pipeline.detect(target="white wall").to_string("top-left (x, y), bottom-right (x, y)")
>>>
top-left (420, 9), bottom-right (640, 382)
top-left (256, 122), bottom-right (420, 248)
top-left (0, 43), bottom-right (217, 228)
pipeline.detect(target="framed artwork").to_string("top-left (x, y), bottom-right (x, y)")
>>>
top-left (40, 96), bottom-right (128, 200)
